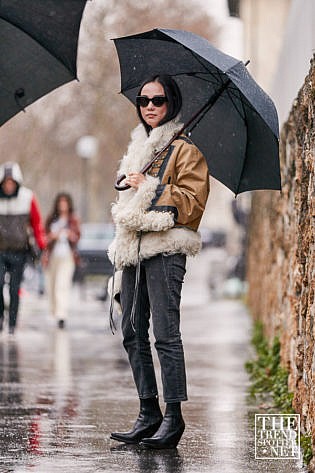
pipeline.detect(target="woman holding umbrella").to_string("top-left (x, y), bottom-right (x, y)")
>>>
top-left (109, 74), bottom-right (209, 449)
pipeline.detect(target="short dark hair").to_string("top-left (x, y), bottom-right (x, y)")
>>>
top-left (136, 75), bottom-right (182, 134)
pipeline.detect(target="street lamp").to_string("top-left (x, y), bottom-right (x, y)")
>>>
top-left (75, 135), bottom-right (98, 222)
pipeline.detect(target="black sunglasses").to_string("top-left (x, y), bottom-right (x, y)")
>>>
top-left (136, 95), bottom-right (168, 107)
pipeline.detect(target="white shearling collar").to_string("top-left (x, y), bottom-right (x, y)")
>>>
top-left (118, 119), bottom-right (184, 176)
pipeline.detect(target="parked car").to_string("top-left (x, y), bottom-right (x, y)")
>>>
top-left (74, 222), bottom-right (114, 282)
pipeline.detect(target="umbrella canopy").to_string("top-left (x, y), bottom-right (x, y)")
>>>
top-left (113, 28), bottom-right (281, 195)
top-left (0, 0), bottom-right (88, 126)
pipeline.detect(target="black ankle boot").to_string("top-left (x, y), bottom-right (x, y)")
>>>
top-left (110, 397), bottom-right (163, 444)
top-left (140, 402), bottom-right (185, 449)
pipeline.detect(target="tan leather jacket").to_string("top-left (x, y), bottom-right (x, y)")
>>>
top-left (147, 135), bottom-right (209, 231)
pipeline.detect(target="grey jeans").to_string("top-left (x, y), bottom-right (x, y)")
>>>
top-left (121, 253), bottom-right (187, 403)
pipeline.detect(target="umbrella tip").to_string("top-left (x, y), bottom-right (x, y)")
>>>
top-left (244, 60), bottom-right (250, 67)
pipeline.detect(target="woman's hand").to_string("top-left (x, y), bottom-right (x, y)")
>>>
top-left (125, 172), bottom-right (145, 189)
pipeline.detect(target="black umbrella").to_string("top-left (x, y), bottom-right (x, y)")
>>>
top-left (0, 0), bottom-right (88, 126)
top-left (113, 28), bottom-right (281, 195)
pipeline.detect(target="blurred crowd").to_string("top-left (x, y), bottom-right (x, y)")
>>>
top-left (0, 162), bottom-right (81, 335)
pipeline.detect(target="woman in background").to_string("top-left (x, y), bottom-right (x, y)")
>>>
top-left (44, 193), bottom-right (80, 328)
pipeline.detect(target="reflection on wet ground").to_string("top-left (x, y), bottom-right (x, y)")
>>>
top-left (0, 252), bottom-right (307, 472)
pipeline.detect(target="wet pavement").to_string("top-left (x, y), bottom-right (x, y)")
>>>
top-left (0, 250), bottom-right (307, 472)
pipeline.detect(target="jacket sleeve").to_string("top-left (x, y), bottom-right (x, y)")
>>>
top-left (149, 142), bottom-right (209, 228)
top-left (30, 195), bottom-right (46, 249)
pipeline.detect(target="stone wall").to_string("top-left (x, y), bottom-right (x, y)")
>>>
top-left (247, 56), bottom-right (315, 465)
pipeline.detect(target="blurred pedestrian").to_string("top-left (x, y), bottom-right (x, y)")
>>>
top-left (109, 75), bottom-right (209, 449)
top-left (43, 193), bottom-right (80, 329)
top-left (0, 162), bottom-right (46, 335)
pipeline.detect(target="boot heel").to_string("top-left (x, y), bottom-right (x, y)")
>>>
top-left (140, 416), bottom-right (185, 449)
top-left (164, 424), bottom-right (185, 448)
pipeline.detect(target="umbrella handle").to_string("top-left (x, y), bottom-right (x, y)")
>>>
top-left (114, 174), bottom-right (131, 191)
top-left (114, 170), bottom-right (150, 190)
